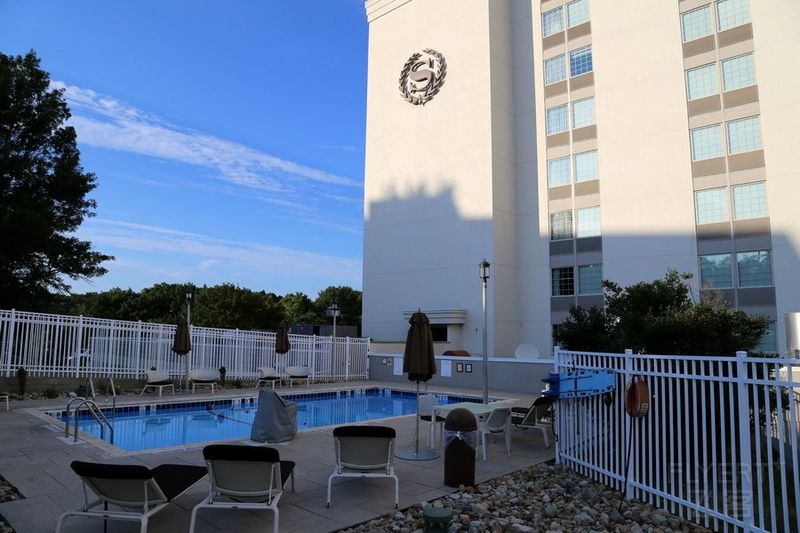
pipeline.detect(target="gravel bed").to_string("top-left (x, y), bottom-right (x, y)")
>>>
top-left (337, 463), bottom-right (711, 533)
top-left (0, 474), bottom-right (22, 533)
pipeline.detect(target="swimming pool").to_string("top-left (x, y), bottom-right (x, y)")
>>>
top-left (50, 388), bottom-right (485, 452)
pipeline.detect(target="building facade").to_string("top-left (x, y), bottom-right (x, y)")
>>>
top-left (362, 0), bottom-right (800, 356)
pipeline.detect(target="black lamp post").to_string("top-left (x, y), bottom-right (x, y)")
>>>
top-left (479, 259), bottom-right (491, 404)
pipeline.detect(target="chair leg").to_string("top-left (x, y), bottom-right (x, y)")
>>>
top-left (326, 473), bottom-right (334, 507)
top-left (272, 507), bottom-right (279, 533)
top-left (505, 426), bottom-right (511, 456)
top-left (189, 504), bottom-right (200, 533)
top-left (158, 386), bottom-right (162, 398)
top-left (481, 432), bottom-right (487, 461)
top-left (55, 511), bottom-right (70, 533)
top-left (139, 516), bottom-right (148, 533)
top-left (393, 475), bottom-right (399, 508)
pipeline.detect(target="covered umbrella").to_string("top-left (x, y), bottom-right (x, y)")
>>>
top-left (172, 320), bottom-right (191, 390)
top-left (395, 311), bottom-right (440, 461)
top-left (275, 322), bottom-right (291, 354)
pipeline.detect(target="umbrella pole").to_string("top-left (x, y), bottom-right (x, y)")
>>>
top-left (395, 379), bottom-right (439, 461)
top-left (414, 380), bottom-right (420, 455)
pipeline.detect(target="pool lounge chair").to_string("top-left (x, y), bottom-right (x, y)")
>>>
top-left (140, 371), bottom-right (174, 397)
top-left (511, 396), bottom-right (554, 448)
top-left (327, 425), bottom-right (398, 509)
top-left (285, 365), bottom-right (311, 387)
top-left (256, 367), bottom-right (282, 390)
top-left (190, 369), bottom-right (219, 394)
top-left (56, 460), bottom-right (207, 533)
top-left (189, 444), bottom-right (295, 533)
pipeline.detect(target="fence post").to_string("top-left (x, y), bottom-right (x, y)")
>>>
top-left (3, 309), bottom-right (15, 377)
top-left (135, 321), bottom-right (143, 378)
top-left (735, 350), bottom-right (754, 532)
top-left (345, 337), bottom-right (351, 382)
top-left (624, 348), bottom-right (634, 499)
top-left (553, 346), bottom-right (561, 464)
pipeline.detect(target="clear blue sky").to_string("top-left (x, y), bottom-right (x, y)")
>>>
top-left (0, 0), bottom-right (368, 297)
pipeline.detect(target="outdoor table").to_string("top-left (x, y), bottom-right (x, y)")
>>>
top-left (432, 402), bottom-right (507, 452)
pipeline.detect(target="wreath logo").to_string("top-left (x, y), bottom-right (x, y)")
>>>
top-left (399, 49), bottom-right (447, 106)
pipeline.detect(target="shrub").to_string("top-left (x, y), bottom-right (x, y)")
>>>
top-left (16, 368), bottom-right (27, 396)
top-left (42, 386), bottom-right (59, 399)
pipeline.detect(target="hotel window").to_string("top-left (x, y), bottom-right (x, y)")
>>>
top-left (542, 7), bottom-right (563, 37)
top-left (717, 0), bottom-right (750, 32)
top-left (737, 250), bottom-right (772, 287)
top-left (569, 46), bottom-right (593, 77)
top-left (755, 321), bottom-right (777, 353)
top-left (548, 157), bottom-right (571, 187)
top-left (686, 64), bottom-right (718, 100)
top-left (546, 105), bottom-right (569, 134)
top-left (571, 97), bottom-right (595, 129)
top-left (695, 188), bottom-right (729, 224)
top-left (574, 151), bottom-right (598, 182)
top-left (544, 55), bottom-right (566, 85)
top-left (550, 211), bottom-right (573, 240)
top-left (578, 264), bottom-right (602, 295)
top-left (690, 124), bottom-right (722, 160)
top-left (576, 206), bottom-right (601, 238)
top-left (699, 253), bottom-right (733, 288)
top-left (552, 267), bottom-right (575, 296)
top-left (567, 0), bottom-right (590, 28)
top-left (681, 6), bottom-right (712, 42)
top-left (727, 116), bottom-right (761, 154)
top-left (722, 54), bottom-right (755, 92)
top-left (732, 182), bottom-right (767, 220)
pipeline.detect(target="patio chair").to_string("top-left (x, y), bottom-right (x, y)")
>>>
top-left (56, 460), bottom-right (207, 533)
top-left (477, 407), bottom-right (511, 461)
top-left (139, 371), bottom-right (174, 397)
top-left (189, 444), bottom-right (295, 533)
top-left (1, 394), bottom-right (8, 411)
top-left (190, 369), bottom-right (219, 394)
top-left (285, 365), bottom-right (311, 387)
top-left (327, 425), bottom-right (398, 509)
top-left (512, 396), bottom-right (554, 448)
top-left (256, 367), bottom-right (282, 390)
top-left (419, 394), bottom-right (445, 448)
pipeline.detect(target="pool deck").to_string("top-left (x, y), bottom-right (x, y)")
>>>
top-left (0, 381), bottom-right (554, 532)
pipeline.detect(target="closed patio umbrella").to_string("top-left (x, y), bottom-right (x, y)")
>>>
top-left (172, 321), bottom-right (191, 389)
top-left (396, 311), bottom-right (439, 461)
top-left (275, 322), bottom-right (291, 354)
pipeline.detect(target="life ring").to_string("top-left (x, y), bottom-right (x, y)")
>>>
top-left (624, 378), bottom-right (650, 418)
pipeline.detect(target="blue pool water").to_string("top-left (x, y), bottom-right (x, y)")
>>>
top-left (52, 389), bottom-right (484, 452)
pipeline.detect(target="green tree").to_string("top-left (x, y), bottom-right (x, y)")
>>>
top-left (192, 284), bottom-right (283, 330)
top-left (281, 292), bottom-right (318, 325)
top-left (555, 270), bottom-right (768, 355)
top-left (314, 286), bottom-right (362, 327)
top-left (0, 51), bottom-right (112, 309)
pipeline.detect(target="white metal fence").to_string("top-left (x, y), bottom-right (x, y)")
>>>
top-left (555, 348), bottom-right (800, 533)
top-left (0, 309), bottom-right (370, 381)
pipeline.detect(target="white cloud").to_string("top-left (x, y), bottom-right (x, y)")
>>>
top-left (51, 81), bottom-right (361, 195)
top-left (79, 219), bottom-right (362, 283)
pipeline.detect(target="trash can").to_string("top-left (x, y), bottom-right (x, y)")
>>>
top-left (443, 408), bottom-right (478, 487)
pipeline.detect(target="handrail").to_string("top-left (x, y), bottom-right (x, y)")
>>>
top-left (64, 396), bottom-right (86, 438)
top-left (72, 399), bottom-right (114, 444)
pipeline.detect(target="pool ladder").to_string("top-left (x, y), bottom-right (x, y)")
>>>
top-left (64, 396), bottom-right (115, 444)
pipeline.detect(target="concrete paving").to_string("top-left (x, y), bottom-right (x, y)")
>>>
top-left (0, 381), bottom-right (554, 532)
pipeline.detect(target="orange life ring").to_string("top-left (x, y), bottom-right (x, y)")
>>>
top-left (624, 378), bottom-right (650, 418)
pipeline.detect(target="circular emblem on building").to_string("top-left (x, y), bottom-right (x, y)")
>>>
top-left (399, 49), bottom-right (447, 106)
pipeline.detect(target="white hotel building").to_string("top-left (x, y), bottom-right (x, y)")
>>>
top-left (361, 0), bottom-right (800, 357)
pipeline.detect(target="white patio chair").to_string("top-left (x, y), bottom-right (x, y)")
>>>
top-left (285, 365), bottom-right (311, 387)
top-left (478, 407), bottom-right (511, 461)
top-left (256, 367), bottom-right (282, 390)
top-left (189, 369), bottom-right (219, 394)
top-left (419, 394), bottom-right (445, 448)
top-left (140, 371), bottom-right (174, 397)
top-left (327, 425), bottom-right (398, 508)
top-left (190, 444), bottom-right (295, 533)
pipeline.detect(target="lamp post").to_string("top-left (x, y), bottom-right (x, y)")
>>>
top-left (185, 291), bottom-right (193, 390)
top-left (479, 259), bottom-right (491, 404)
top-left (185, 292), bottom-right (193, 325)
top-left (326, 304), bottom-right (341, 338)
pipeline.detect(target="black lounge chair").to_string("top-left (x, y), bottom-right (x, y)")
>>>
top-left (56, 460), bottom-right (207, 533)
top-left (327, 425), bottom-right (398, 508)
top-left (511, 396), bottom-right (554, 448)
top-left (190, 444), bottom-right (295, 533)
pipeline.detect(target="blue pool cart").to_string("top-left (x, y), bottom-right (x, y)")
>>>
top-left (542, 369), bottom-right (616, 399)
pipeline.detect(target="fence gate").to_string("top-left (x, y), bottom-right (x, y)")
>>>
top-left (554, 348), bottom-right (800, 533)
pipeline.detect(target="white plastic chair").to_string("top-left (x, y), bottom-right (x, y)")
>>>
top-left (478, 407), bottom-right (511, 461)
top-left (285, 365), bottom-right (311, 387)
top-left (418, 394), bottom-right (445, 448)
top-left (140, 371), bottom-right (174, 397)
top-left (256, 367), bottom-right (281, 390)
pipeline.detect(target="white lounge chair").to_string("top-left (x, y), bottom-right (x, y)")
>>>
top-left (512, 396), bottom-right (554, 448)
top-left (256, 367), bottom-right (282, 390)
top-left (285, 365), bottom-right (311, 387)
top-left (327, 425), bottom-right (398, 508)
top-left (189, 369), bottom-right (219, 394)
top-left (140, 371), bottom-right (174, 397)
top-left (189, 444), bottom-right (295, 533)
top-left (56, 460), bottom-right (207, 533)
top-left (478, 407), bottom-right (512, 461)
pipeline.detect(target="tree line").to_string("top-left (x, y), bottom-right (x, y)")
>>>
top-left (32, 283), bottom-right (362, 332)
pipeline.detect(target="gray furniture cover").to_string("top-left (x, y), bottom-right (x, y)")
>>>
top-left (250, 390), bottom-right (297, 443)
